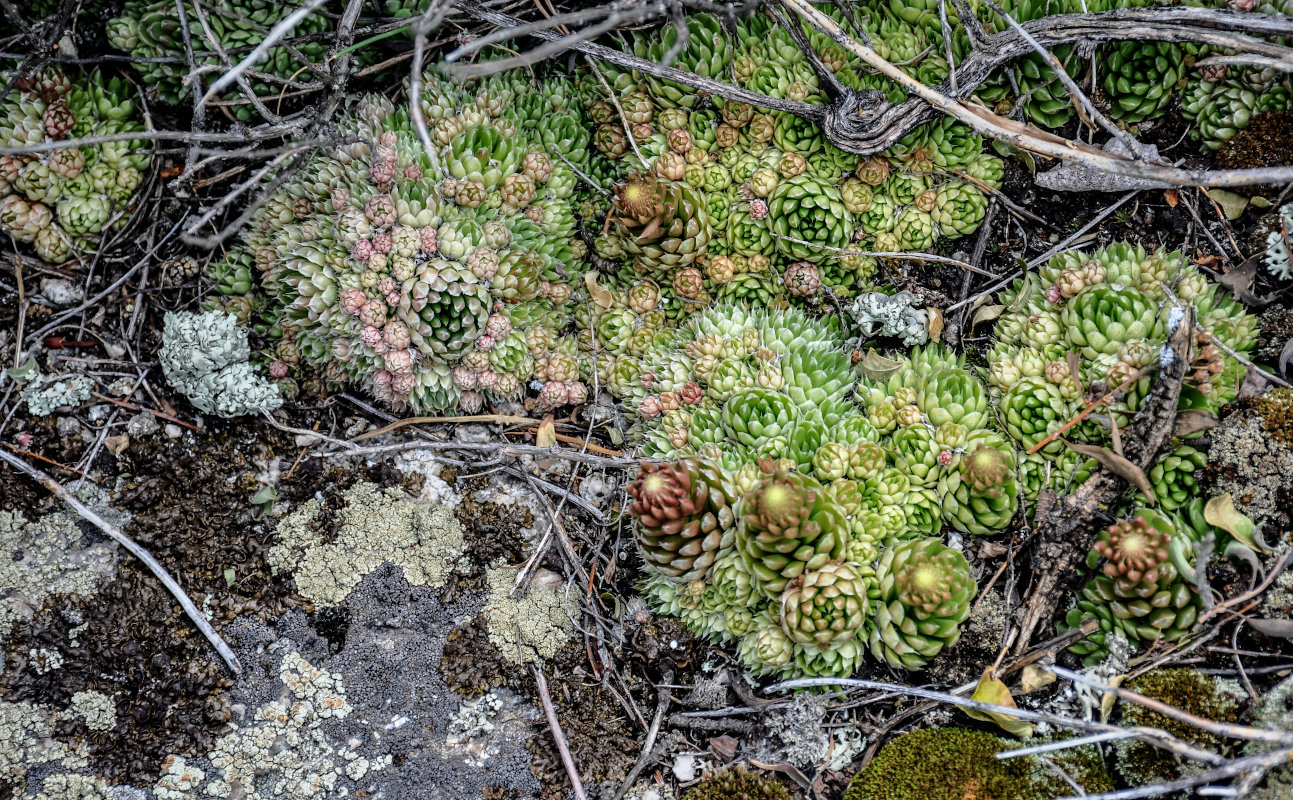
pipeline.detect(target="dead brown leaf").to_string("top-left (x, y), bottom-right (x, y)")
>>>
top-left (1216, 257), bottom-right (1264, 306)
top-left (1062, 440), bottom-right (1156, 504)
top-left (1164, 188), bottom-right (1179, 207)
top-left (584, 271), bottom-right (615, 309)
top-left (927, 307), bottom-right (945, 342)
top-left (1174, 409), bottom-right (1220, 438)
top-left (535, 415), bottom-right (557, 448)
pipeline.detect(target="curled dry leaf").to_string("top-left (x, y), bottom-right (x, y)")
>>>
top-left (858, 348), bottom-right (905, 381)
top-left (1280, 336), bottom-right (1293, 378)
top-left (970, 302), bottom-right (1005, 335)
top-left (1174, 409), bottom-right (1220, 438)
top-left (1020, 664), bottom-right (1056, 694)
top-left (536, 415), bottom-right (557, 448)
top-left (1062, 440), bottom-right (1156, 504)
top-left (1203, 493), bottom-right (1263, 552)
top-left (584, 271), bottom-right (615, 309)
top-left (927, 307), bottom-right (945, 342)
top-left (965, 666), bottom-right (1034, 738)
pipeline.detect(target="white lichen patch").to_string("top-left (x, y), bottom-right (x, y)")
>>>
top-left (0, 700), bottom-right (90, 791)
top-left (29, 647), bottom-right (64, 674)
top-left (65, 690), bottom-right (117, 732)
top-left (153, 651), bottom-right (390, 799)
top-left (481, 566), bottom-right (574, 665)
top-left (444, 692), bottom-right (504, 768)
top-left (1, 510), bottom-right (117, 638)
top-left (33, 772), bottom-right (110, 800)
top-left (266, 482), bottom-right (466, 606)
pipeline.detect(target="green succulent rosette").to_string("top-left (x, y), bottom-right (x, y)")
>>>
top-left (769, 174), bottom-right (854, 262)
top-left (735, 463), bottom-right (849, 598)
top-left (869, 538), bottom-right (975, 670)
top-left (1100, 41), bottom-right (1185, 124)
top-left (938, 433), bottom-right (1021, 536)
top-left (721, 388), bottom-right (799, 447)
top-left (1061, 509), bottom-right (1202, 665)
top-left (779, 560), bottom-right (869, 647)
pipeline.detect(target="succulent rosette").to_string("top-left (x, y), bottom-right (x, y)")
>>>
top-left (736, 461), bottom-right (849, 598)
top-left (1062, 510), bottom-right (1202, 665)
top-left (0, 67), bottom-right (152, 261)
top-left (628, 457), bottom-right (739, 582)
top-left (779, 560), bottom-right (869, 647)
top-left (869, 538), bottom-right (976, 670)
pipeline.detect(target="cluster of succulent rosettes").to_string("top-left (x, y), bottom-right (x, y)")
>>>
top-left (619, 304), bottom-right (1012, 677)
top-left (0, 67), bottom-right (151, 262)
top-left (588, 11), bottom-right (1002, 306)
top-left (210, 71), bottom-right (595, 413)
top-left (107, 0), bottom-right (330, 121)
top-left (988, 240), bottom-right (1257, 483)
top-left (1061, 508), bottom-right (1203, 665)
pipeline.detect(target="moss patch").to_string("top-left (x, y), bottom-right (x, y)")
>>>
top-left (844, 728), bottom-right (1112, 800)
top-left (683, 766), bottom-right (793, 800)
top-left (1115, 669), bottom-right (1244, 786)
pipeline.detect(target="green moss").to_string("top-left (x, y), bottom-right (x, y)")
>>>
top-left (844, 728), bottom-right (1112, 800)
top-left (683, 766), bottom-right (793, 800)
top-left (1115, 668), bottom-right (1243, 786)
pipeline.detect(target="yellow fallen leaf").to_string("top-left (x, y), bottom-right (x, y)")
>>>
top-left (965, 666), bottom-right (1034, 738)
top-left (584, 271), bottom-right (614, 309)
top-left (927, 307), bottom-right (945, 342)
top-left (1020, 664), bottom-right (1056, 694)
top-left (536, 415), bottom-right (556, 448)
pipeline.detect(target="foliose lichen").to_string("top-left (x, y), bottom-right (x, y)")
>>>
top-left (158, 310), bottom-right (282, 417)
top-left (1263, 204), bottom-right (1292, 281)
top-left (845, 290), bottom-right (930, 346)
top-left (1244, 674), bottom-right (1293, 800)
top-left (0, 699), bottom-right (90, 792)
top-left (20, 373), bottom-right (94, 417)
top-left (65, 689), bottom-right (117, 732)
top-left (1, 509), bottom-right (117, 637)
top-left (266, 481), bottom-right (466, 606)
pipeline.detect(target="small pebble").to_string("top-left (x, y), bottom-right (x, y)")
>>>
top-left (672, 754), bottom-right (696, 782)
top-left (126, 412), bottom-right (159, 437)
top-left (38, 278), bottom-right (83, 307)
top-left (164, 423), bottom-right (183, 439)
top-left (56, 416), bottom-right (81, 437)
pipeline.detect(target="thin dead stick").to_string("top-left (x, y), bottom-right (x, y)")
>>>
top-left (532, 666), bottom-right (590, 800)
top-left (1051, 665), bottom-right (1293, 745)
top-left (1197, 547), bottom-right (1293, 625)
top-left (613, 672), bottom-right (673, 800)
top-left (0, 446), bottom-right (242, 674)
top-left (90, 392), bottom-right (202, 432)
top-left (1026, 363), bottom-right (1159, 455)
top-left (352, 414), bottom-right (537, 442)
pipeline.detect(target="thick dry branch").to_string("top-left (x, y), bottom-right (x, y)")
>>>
top-left (1012, 309), bottom-right (1194, 652)
top-left (461, 0), bottom-right (1293, 185)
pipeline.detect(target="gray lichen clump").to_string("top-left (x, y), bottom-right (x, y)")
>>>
top-left (0, 700), bottom-right (91, 793)
top-left (65, 690), bottom-right (117, 732)
top-left (481, 566), bottom-right (574, 665)
top-left (267, 482), bottom-right (466, 606)
top-left (1, 510), bottom-right (117, 638)
top-left (846, 290), bottom-right (930, 346)
top-left (158, 310), bottom-right (282, 417)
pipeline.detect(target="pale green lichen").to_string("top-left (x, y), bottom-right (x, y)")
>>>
top-left (0, 700), bottom-right (90, 792)
top-left (158, 310), bottom-right (281, 417)
top-left (1, 510), bottom-right (117, 638)
top-left (481, 566), bottom-right (574, 665)
top-left (1244, 675), bottom-right (1293, 800)
top-left (153, 651), bottom-right (391, 799)
top-left (65, 690), bottom-right (116, 732)
top-left (267, 482), bottom-right (466, 606)
top-left (22, 373), bottom-right (94, 417)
